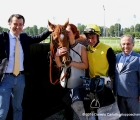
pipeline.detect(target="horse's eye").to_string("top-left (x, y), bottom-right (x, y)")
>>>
top-left (61, 28), bottom-right (66, 33)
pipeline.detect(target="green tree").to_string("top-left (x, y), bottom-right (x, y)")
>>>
top-left (2, 28), bottom-right (9, 32)
top-left (114, 23), bottom-right (121, 37)
top-left (24, 27), bottom-right (30, 34)
top-left (135, 32), bottom-right (140, 37)
top-left (29, 27), bottom-right (33, 35)
top-left (33, 25), bottom-right (38, 35)
top-left (124, 28), bottom-right (130, 33)
top-left (0, 27), bottom-right (2, 32)
top-left (130, 25), bottom-right (134, 32)
top-left (105, 27), bottom-right (110, 37)
top-left (109, 25), bottom-right (115, 37)
top-left (135, 24), bottom-right (140, 32)
top-left (99, 26), bottom-right (104, 37)
top-left (77, 25), bottom-right (86, 34)
top-left (42, 27), bottom-right (47, 31)
top-left (38, 27), bottom-right (44, 34)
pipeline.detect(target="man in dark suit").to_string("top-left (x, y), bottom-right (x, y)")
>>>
top-left (0, 14), bottom-right (52, 120)
top-left (115, 34), bottom-right (140, 120)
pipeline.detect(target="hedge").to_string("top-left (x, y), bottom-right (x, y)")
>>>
top-left (113, 47), bottom-right (140, 54)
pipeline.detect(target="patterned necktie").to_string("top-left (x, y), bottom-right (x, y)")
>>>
top-left (13, 37), bottom-right (20, 76)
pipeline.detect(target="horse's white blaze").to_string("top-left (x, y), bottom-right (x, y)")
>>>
top-left (60, 34), bottom-right (64, 40)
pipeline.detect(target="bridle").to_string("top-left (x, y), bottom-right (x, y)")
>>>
top-left (49, 26), bottom-right (71, 85)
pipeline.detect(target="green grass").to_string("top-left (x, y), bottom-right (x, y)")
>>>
top-left (100, 38), bottom-right (140, 48)
top-left (45, 38), bottom-right (50, 43)
top-left (40, 38), bottom-right (50, 43)
top-left (42, 37), bottom-right (140, 53)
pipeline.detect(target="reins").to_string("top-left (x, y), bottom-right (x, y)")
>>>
top-left (49, 54), bottom-right (69, 85)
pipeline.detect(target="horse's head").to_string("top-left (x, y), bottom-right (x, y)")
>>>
top-left (48, 19), bottom-right (71, 67)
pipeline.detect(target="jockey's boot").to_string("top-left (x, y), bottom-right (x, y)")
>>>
top-left (71, 101), bottom-right (86, 120)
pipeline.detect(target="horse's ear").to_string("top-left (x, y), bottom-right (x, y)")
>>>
top-left (64, 18), bottom-right (69, 28)
top-left (48, 20), bottom-right (55, 31)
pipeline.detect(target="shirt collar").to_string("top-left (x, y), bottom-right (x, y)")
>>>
top-left (122, 51), bottom-right (132, 56)
top-left (9, 31), bottom-right (20, 39)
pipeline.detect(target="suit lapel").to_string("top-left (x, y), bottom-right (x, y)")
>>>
top-left (121, 51), bottom-right (136, 71)
top-left (19, 34), bottom-right (26, 55)
top-left (4, 31), bottom-right (10, 60)
top-left (116, 53), bottom-right (122, 72)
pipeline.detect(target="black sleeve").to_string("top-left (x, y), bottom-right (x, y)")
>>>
top-left (20, 29), bottom-right (52, 45)
top-left (107, 48), bottom-right (116, 79)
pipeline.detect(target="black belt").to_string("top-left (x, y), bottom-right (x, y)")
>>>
top-left (5, 71), bottom-right (24, 76)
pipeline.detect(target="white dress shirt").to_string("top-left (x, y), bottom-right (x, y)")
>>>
top-left (5, 31), bottom-right (24, 73)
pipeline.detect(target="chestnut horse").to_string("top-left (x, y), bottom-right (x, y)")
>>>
top-left (48, 19), bottom-right (71, 85)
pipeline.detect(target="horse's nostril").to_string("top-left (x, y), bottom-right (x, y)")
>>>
top-left (65, 61), bottom-right (71, 66)
top-left (67, 56), bottom-right (72, 62)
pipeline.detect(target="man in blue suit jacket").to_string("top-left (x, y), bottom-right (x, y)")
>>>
top-left (114, 34), bottom-right (140, 120)
top-left (0, 14), bottom-right (52, 120)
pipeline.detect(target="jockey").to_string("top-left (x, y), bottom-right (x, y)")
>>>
top-left (83, 24), bottom-right (117, 120)
top-left (83, 24), bottom-right (116, 80)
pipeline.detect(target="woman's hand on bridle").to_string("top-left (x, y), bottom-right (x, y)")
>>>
top-left (55, 47), bottom-right (68, 57)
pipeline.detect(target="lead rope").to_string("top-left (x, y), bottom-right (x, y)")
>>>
top-left (49, 52), bottom-right (69, 85)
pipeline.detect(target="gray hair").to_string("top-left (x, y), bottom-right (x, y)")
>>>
top-left (120, 34), bottom-right (134, 44)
